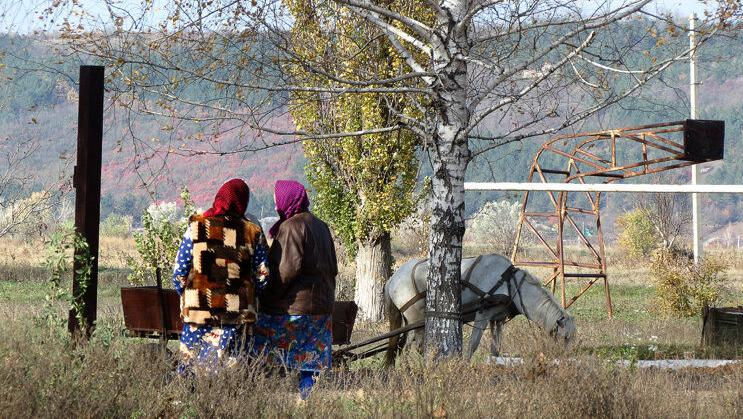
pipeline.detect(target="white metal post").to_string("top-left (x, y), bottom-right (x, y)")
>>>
top-left (690, 13), bottom-right (702, 263)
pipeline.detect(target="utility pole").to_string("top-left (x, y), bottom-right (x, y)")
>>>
top-left (690, 14), bottom-right (702, 264)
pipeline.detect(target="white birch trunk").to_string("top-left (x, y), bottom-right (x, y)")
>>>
top-left (423, 1), bottom-right (471, 358)
top-left (354, 233), bottom-right (392, 322)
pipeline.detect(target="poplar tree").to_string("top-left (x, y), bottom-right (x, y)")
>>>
top-left (286, 0), bottom-right (423, 321)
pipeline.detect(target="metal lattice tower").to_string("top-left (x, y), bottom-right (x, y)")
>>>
top-left (511, 120), bottom-right (724, 317)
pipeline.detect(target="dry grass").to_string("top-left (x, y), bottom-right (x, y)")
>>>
top-left (2, 236), bottom-right (743, 416)
top-left (3, 317), bottom-right (743, 418)
top-left (0, 236), bottom-right (137, 272)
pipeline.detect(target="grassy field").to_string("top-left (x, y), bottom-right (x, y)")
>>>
top-left (2, 237), bottom-right (743, 417)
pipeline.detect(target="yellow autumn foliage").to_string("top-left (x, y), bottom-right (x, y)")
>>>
top-left (285, 0), bottom-right (430, 253)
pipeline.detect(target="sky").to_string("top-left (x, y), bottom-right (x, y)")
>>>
top-left (0, 0), bottom-right (716, 34)
top-left (642, 0), bottom-right (712, 15)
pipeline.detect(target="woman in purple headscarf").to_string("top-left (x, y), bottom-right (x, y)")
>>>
top-left (253, 180), bottom-right (337, 399)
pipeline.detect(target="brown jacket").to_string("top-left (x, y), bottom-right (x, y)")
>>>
top-left (260, 212), bottom-right (337, 315)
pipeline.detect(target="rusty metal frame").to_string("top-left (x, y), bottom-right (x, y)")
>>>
top-left (510, 121), bottom-right (712, 318)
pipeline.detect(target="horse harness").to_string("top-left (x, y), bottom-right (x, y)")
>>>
top-left (397, 256), bottom-right (521, 318)
top-left (397, 259), bottom-right (429, 314)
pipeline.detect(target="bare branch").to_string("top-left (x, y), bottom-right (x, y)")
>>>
top-left (468, 30), bottom-right (597, 132)
top-left (336, 0), bottom-right (433, 39)
top-left (471, 0), bottom-right (655, 107)
top-left (344, 5), bottom-right (431, 55)
top-left (470, 49), bottom-right (684, 158)
top-left (178, 125), bottom-right (405, 155)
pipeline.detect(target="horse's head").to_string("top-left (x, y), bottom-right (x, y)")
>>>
top-left (550, 312), bottom-right (576, 343)
top-left (514, 268), bottom-right (577, 345)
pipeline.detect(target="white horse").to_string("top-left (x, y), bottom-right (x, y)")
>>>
top-left (384, 253), bottom-right (576, 364)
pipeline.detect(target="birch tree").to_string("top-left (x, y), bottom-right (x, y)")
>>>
top-left (31, 0), bottom-right (739, 358)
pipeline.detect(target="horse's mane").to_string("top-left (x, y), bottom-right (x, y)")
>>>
top-left (517, 268), bottom-right (566, 328)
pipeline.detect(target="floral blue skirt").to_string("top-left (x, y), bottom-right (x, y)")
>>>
top-left (252, 314), bottom-right (332, 372)
top-left (177, 324), bottom-right (249, 374)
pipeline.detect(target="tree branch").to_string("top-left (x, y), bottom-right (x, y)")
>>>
top-left (470, 0), bottom-right (654, 106)
top-left (344, 4), bottom-right (432, 56)
top-left (468, 31), bottom-right (596, 132)
top-left (335, 0), bottom-right (433, 39)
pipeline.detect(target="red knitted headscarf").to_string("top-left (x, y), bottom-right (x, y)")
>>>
top-left (269, 180), bottom-right (310, 238)
top-left (203, 178), bottom-right (250, 217)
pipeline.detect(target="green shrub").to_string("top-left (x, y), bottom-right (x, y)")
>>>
top-left (39, 223), bottom-right (94, 335)
top-left (126, 188), bottom-right (195, 285)
top-left (651, 249), bottom-right (729, 318)
top-left (617, 208), bottom-right (660, 259)
top-left (99, 213), bottom-right (133, 238)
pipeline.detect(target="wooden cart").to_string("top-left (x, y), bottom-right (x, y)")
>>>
top-left (121, 279), bottom-right (504, 363)
top-left (121, 281), bottom-right (360, 346)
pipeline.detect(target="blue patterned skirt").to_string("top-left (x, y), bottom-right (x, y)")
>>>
top-left (177, 324), bottom-right (250, 374)
top-left (251, 314), bottom-right (332, 372)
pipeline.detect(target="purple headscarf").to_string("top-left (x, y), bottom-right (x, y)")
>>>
top-left (269, 180), bottom-right (310, 238)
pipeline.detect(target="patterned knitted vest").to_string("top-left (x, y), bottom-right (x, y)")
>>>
top-left (182, 214), bottom-right (263, 327)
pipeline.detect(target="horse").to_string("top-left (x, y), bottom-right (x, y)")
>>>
top-left (384, 253), bottom-right (576, 364)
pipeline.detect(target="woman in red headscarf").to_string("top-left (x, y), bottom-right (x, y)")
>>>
top-left (253, 180), bottom-right (337, 399)
top-left (172, 179), bottom-right (269, 374)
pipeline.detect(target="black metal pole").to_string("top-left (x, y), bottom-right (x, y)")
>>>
top-left (155, 267), bottom-right (169, 345)
top-left (68, 65), bottom-right (104, 338)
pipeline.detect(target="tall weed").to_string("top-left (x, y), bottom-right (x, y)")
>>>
top-left (651, 249), bottom-right (729, 317)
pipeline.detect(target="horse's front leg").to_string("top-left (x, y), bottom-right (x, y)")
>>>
top-left (489, 319), bottom-right (504, 358)
top-left (466, 310), bottom-right (492, 360)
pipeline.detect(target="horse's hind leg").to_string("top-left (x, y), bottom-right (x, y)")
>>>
top-left (385, 302), bottom-right (405, 367)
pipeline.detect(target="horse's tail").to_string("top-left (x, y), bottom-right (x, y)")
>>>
top-left (385, 286), bottom-right (405, 367)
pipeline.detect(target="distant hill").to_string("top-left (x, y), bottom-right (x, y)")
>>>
top-left (1, 96), bottom-right (307, 222)
top-left (1, 31), bottom-right (742, 240)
